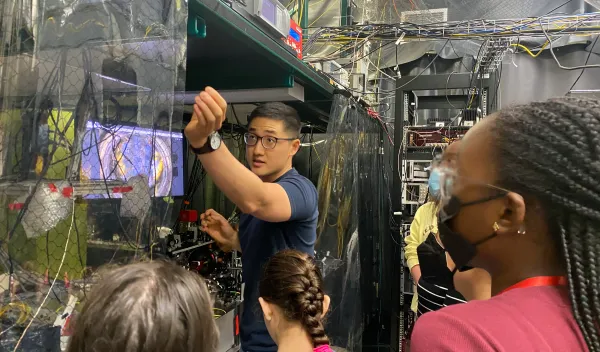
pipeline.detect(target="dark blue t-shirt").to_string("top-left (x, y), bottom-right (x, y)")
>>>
top-left (239, 168), bottom-right (318, 352)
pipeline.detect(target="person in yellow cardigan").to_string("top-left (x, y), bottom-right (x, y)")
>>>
top-left (406, 201), bottom-right (438, 313)
top-left (404, 141), bottom-right (491, 314)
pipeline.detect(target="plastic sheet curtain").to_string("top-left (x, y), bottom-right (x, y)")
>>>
top-left (0, 0), bottom-right (187, 349)
top-left (316, 93), bottom-right (394, 351)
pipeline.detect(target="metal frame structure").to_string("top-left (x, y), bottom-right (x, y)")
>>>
top-left (390, 72), bottom-right (498, 351)
top-left (306, 12), bottom-right (600, 43)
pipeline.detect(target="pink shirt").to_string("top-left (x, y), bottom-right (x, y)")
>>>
top-left (314, 345), bottom-right (334, 352)
top-left (411, 286), bottom-right (588, 352)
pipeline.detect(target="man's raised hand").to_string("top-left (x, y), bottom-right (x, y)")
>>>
top-left (184, 87), bottom-right (228, 148)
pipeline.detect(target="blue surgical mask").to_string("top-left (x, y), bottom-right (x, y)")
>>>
top-left (428, 168), bottom-right (441, 197)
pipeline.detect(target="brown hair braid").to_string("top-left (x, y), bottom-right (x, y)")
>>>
top-left (259, 249), bottom-right (330, 347)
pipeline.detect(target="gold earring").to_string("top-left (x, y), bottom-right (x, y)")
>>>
top-left (493, 222), bottom-right (500, 232)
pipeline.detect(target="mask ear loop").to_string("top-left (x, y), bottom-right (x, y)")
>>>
top-left (471, 221), bottom-right (501, 247)
top-left (448, 222), bottom-right (500, 275)
top-left (472, 232), bottom-right (499, 246)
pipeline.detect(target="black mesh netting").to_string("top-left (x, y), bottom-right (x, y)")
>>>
top-left (315, 93), bottom-right (395, 352)
top-left (0, 0), bottom-right (187, 349)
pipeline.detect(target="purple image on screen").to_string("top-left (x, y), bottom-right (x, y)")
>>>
top-left (80, 121), bottom-right (185, 199)
top-left (261, 0), bottom-right (277, 24)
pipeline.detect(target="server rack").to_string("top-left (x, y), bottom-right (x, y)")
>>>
top-left (390, 72), bottom-right (498, 351)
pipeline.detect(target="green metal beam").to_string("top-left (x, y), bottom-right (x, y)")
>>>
top-left (186, 0), bottom-right (335, 124)
top-left (300, 0), bottom-right (309, 37)
top-left (340, 0), bottom-right (351, 26)
top-left (186, 59), bottom-right (295, 91)
top-left (188, 0), bottom-right (334, 97)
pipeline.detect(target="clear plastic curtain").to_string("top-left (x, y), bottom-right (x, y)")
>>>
top-left (0, 0), bottom-right (187, 349)
top-left (316, 93), bottom-right (393, 351)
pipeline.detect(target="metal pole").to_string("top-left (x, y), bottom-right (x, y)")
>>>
top-left (300, 0), bottom-right (309, 37)
top-left (340, 0), bottom-right (351, 26)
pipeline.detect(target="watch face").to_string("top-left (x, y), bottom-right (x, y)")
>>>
top-left (210, 133), bottom-right (222, 150)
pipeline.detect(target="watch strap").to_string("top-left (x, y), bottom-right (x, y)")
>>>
top-left (190, 133), bottom-right (220, 155)
top-left (190, 142), bottom-right (213, 155)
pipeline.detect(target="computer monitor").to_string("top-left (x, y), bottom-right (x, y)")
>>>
top-left (80, 121), bottom-right (184, 198)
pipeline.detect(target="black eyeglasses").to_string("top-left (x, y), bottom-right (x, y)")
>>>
top-left (244, 132), bottom-right (296, 150)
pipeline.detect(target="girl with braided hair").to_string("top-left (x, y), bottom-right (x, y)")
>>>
top-left (411, 96), bottom-right (600, 351)
top-left (259, 249), bottom-right (334, 352)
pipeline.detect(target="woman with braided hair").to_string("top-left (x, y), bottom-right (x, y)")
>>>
top-left (259, 249), bottom-right (334, 352)
top-left (411, 96), bottom-right (600, 351)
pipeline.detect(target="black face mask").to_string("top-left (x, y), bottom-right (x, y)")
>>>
top-left (438, 194), bottom-right (506, 271)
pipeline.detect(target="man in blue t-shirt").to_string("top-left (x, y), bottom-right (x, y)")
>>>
top-left (184, 88), bottom-right (318, 352)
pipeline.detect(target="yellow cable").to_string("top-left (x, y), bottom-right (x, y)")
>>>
top-left (144, 22), bottom-right (165, 38)
top-left (56, 19), bottom-right (106, 33)
top-left (0, 303), bottom-right (31, 325)
top-left (510, 41), bottom-right (549, 58)
top-left (298, 0), bottom-right (304, 25)
top-left (150, 242), bottom-right (158, 261)
top-left (213, 308), bottom-right (227, 315)
top-left (311, 144), bottom-right (322, 163)
top-left (467, 94), bottom-right (475, 108)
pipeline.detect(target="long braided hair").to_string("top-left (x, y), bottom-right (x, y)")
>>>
top-left (492, 96), bottom-right (600, 351)
top-left (259, 249), bottom-right (329, 347)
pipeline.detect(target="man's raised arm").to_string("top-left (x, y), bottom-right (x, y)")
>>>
top-left (183, 87), bottom-right (293, 222)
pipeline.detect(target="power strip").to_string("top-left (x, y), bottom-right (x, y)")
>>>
top-left (424, 143), bottom-right (448, 148)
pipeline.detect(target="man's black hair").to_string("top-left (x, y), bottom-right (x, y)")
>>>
top-left (248, 103), bottom-right (301, 137)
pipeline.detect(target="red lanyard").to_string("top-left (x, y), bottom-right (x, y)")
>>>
top-left (499, 276), bottom-right (567, 295)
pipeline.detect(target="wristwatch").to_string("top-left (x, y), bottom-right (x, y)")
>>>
top-left (190, 132), bottom-right (222, 155)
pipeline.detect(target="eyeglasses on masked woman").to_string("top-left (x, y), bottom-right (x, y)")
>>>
top-left (430, 160), bottom-right (511, 211)
top-left (431, 161), bottom-right (514, 271)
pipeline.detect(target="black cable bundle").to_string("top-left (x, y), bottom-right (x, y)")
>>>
top-left (184, 157), bottom-right (205, 206)
top-left (171, 154), bottom-right (205, 231)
